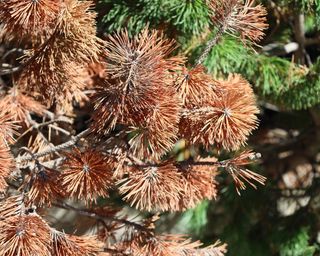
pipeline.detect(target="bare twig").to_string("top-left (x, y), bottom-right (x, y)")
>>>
top-left (26, 114), bottom-right (60, 155)
top-left (48, 124), bottom-right (71, 136)
top-left (0, 27), bottom-right (58, 76)
top-left (17, 129), bottom-right (90, 163)
top-left (1, 48), bottom-right (26, 61)
top-left (53, 201), bottom-right (151, 234)
top-left (195, 24), bottom-right (226, 66)
top-left (0, 65), bottom-right (22, 76)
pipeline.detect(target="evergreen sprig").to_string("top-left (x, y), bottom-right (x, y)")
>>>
top-left (99, 0), bottom-right (210, 36)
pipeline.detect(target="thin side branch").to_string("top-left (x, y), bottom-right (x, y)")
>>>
top-left (195, 24), bottom-right (226, 66)
top-left (17, 129), bottom-right (90, 163)
top-left (53, 201), bottom-right (151, 234)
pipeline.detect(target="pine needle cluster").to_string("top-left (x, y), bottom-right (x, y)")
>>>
top-left (0, 0), bottom-right (269, 255)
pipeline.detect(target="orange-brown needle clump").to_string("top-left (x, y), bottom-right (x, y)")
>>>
top-left (131, 234), bottom-right (227, 256)
top-left (0, 111), bottom-right (19, 144)
top-left (104, 28), bottom-right (175, 98)
top-left (118, 163), bottom-right (183, 212)
top-left (178, 240), bottom-right (227, 256)
top-left (177, 159), bottom-right (218, 210)
top-left (0, 88), bottom-right (46, 127)
top-left (131, 234), bottom-right (187, 256)
top-left (208, 0), bottom-right (268, 44)
top-left (0, 195), bottom-right (24, 220)
top-left (0, 212), bottom-right (51, 256)
top-left (25, 164), bottom-right (63, 206)
top-left (18, 0), bottom-right (104, 100)
top-left (127, 87), bottom-right (180, 160)
top-left (91, 28), bottom-right (178, 134)
top-left (0, 0), bottom-right (61, 43)
top-left (0, 140), bottom-right (15, 193)
top-left (50, 229), bottom-right (104, 256)
top-left (175, 65), bottom-right (217, 107)
top-left (60, 148), bottom-right (114, 203)
top-left (205, 74), bottom-right (259, 150)
top-left (223, 150), bottom-right (266, 194)
top-left (182, 74), bottom-right (259, 151)
top-left (55, 0), bottom-right (104, 63)
top-left (55, 63), bottom-right (90, 115)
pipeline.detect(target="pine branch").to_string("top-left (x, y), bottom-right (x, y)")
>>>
top-left (195, 24), bottom-right (226, 66)
top-left (16, 129), bottom-right (90, 163)
top-left (53, 201), bottom-right (151, 234)
top-left (0, 22), bottom-right (60, 76)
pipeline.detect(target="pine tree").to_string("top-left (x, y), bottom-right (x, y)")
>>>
top-left (96, 0), bottom-right (320, 255)
top-left (0, 0), bottom-right (290, 255)
top-left (95, 0), bottom-right (320, 254)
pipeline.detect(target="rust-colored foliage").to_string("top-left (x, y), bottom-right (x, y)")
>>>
top-left (50, 229), bottom-right (104, 256)
top-left (127, 87), bottom-right (180, 160)
top-left (0, 195), bottom-right (24, 219)
top-left (60, 148), bottom-right (114, 203)
top-left (55, 0), bottom-right (103, 63)
top-left (91, 29), bottom-right (178, 135)
top-left (24, 164), bottom-right (63, 206)
top-left (204, 75), bottom-right (259, 150)
top-left (0, 0), bottom-right (270, 254)
top-left (0, 88), bottom-right (46, 127)
top-left (0, 112), bottom-right (19, 144)
top-left (118, 162), bottom-right (183, 212)
top-left (0, 0), bottom-right (61, 43)
top-left (103, 29), bottom-right (175, 97)
top-left (55, 64), bottom-right (90, 115)
top-left (131, 233), bottom-right (227, 256)
top-left (17, 0), bottom-right (103, 100)
top-left (175, 65), bottom-right (217, 107)
top-left (91, 29), bottom-right (183, 159)
top-left (181, 74), bottom-right (259, 151)
top-left (223, 150), bottom-right (266, 194)
top-left (0, 212), bottom-right (51, 256)
top-left (177, 159), bottom-right (219, 210)
top-left (208, 0), bottom-right (268, 44)
top-left (0, 140), bottom-right (14, 193)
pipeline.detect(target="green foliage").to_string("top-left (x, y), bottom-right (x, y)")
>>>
top-left (274, 0), bottom-right (320, 12)
top-left (305, 15), bottom-right (318, 33)
top-left (299, 0), bottom-right (320, 28)
top-left (191, 182), bottom-right (273, 256)
top-left (99, 0), bottom-right (210, 36)
top-left (189, 35), bottom-right (320, 110)
top-left (99, 0), bottom-right (320, 110)
top-left (269, 0), bottom-right (320, 25)
top-left (178, 200), bottom-right (210, 237)
top-left (253, 56), bottom-right (293, 94)
top-left (279, 227), bottom-right (317, 256)
top-left (167, 0), bottom-right (210, 35)
top-left (100, 0), bottom-right (164, 35)
top-left (191, 36), bottom-right (291, 94)
top-left (197, 183), bottom-right (319, 256)
top-left (97, 0), bottom-right (320, 254)
top-left (195, 36), bottom-right (250, 77)
top-left (279, 59), bottom-right (320, 109)
top-left (288, 0), bottom-right (320, 9)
